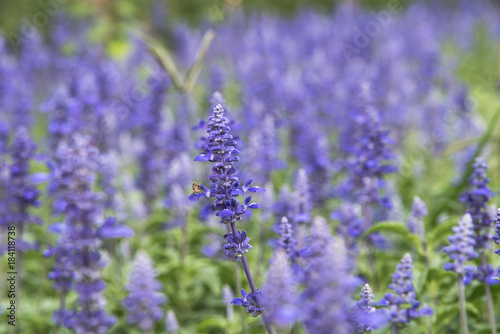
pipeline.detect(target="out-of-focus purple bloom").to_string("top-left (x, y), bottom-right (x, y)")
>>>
top-left (293, 169), bottom-right (311, 224)
top-left (378, 253), bottom-right (433, 325)
top-left (460, 157), bottom-right (494, 253)
top-left (493, 208), bottom-right (500, 255)
top-left (277, 217), bottom-right (297, 258)
top-left (223, 230), bottom-right (252, 258)
top-left (166, 310), bottom-right (179, 333)
top-left (332, 202), bottom-right (364, 252)
top-left (0, 127), bottom-right (41, 252)
top-left (354, 283), bottom-right (381, 332)
top-left (264, 249), bottom-right (299, 327)
top-left (406, 196), bottom-right (428, 234)
top-left (302, 238), bottom-right (358, 334)
top-left (231, 289), bottom-right (267, 317)
top-left (123, 251), bottom-right (167, 331)
top-left (46, 135), bottom-right (131, 333)
top-left (342, 84), bottom-right (397, 209)
top-left (442, 214), bottom-right (478, 275)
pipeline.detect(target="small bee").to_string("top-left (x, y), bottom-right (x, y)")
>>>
top-left (192, 182), bottom-right (204, 195)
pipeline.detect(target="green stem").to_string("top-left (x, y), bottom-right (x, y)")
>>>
top-left (458, 274), bottom-right (469, 334)
top-left (481, 252), bottom-right (496, 334)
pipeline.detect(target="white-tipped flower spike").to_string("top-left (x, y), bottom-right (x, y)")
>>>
top-left (166, 310), bottom-right (179, 333)
top-left (442, 214), bottom-right (478, 274)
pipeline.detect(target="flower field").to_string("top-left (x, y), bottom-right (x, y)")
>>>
top-left (1, 1), bottom-right (500, 333)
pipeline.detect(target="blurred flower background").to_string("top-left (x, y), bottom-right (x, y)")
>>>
top-left (0, 0), bottom-right (500, 333)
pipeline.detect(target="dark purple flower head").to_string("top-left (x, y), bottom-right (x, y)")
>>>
top-left (378, 253), bottom-right (433, 324)
top-left (123, 251), bottom-right (167, 331)
top-left (460, 157), bottom-right (494, 252)
top-left (190, 104), bottom-right (264, 224)
top-left (223, 230), bottom-right (252, 258)
top-left (442, 214), bottom-right (478, 274)
top-left (231, 289), bottom-right (267, 317)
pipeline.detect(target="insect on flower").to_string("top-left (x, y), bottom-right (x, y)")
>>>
top-left (192, 182), bottom-right (203, 194)
top-left (189, 182), bottom-right (208, 201)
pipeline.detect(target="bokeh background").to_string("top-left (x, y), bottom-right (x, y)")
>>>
top-left (1, 0), bottom-right (500, 334)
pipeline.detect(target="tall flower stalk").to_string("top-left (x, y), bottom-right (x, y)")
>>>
top-left (442, 214), bottom-right (477, 334)
top-left (189, 102), bottom-right (272, 333)
top-left (460, 157), bottom-right (496, 333)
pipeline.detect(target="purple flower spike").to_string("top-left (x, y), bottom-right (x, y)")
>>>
top-left (406, 196), bottom-right (428, 234)
top-left (443, 214), bottom-right (478, 275)
top-left (379, 253), bottom-right (433, 325)
top-left (123, 251), bottom-right (167, 331)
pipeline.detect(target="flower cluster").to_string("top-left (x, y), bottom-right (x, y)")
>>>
top-left (354, 283), bottom-right (380, 332)
top-left (407, 196), bottom-right (428, 234)
top-left (123, 251), bottom-right (167, 331)
top-left (223, 230), bottom-right (252, 258)
top-left (189, 104), bottom-right (263, 224)
top-left (232, 289), bottom-right (267, 317)
top-left (378, 253), bottom-right (433, 325)
top-left (460, 157), bottom-right (494, 252)
top-left (442, 214), bottom-right (478, 275)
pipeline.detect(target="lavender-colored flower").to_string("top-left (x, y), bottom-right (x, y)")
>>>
top-left (123, 251), bottom-right (167, 331)
top-left (342, 84), bottom-right (397, 209)
top-left (231, 289), bottom-right (267, 317)
top-left (378, 253), bottom-right (433, 325)
top-left (406, 196), bottom-right (428, 234)
top-left (354, 283), bottom-right (380, 332)
top-left (302, 239), bottom-right (358, 334)
top-left (277, 217), bottom-right (297, 257)
top-left (47, 135), bottom-right (132, 333)
top-left (166, 310), bottom-right (179, 333)
top-left (0, 127), bottom-right (41, 252)
top-left (493, 208), bottom-right (500, 255)
top-left (264, 249), bottom-right (299, 326)
top-left (189, 104), bottom-right (264, 224)
top-left (442, 214), bottom-right (478, 274)
top-left (293, 168), bottom-right (312, 224)
top-left (460, 157), bottom-right (494, 252)
top-left (332, 202), bottom-right (364, 252)
top-left (223, 230), bottom-right (252, 258)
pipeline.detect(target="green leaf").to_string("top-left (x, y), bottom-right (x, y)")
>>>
top-left (428, 217), bottom-right (460, 249)
top-left (135, 31), bottom-right (185, 92)
top-left (361, 221), bottom-right (423, 254)
top-left (184, 29), bottom-right (216, 93)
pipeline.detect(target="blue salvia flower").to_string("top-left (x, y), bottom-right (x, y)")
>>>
top-left (0, 127), bottom-right (41, 252)
top-left (332, 202), bottom-right (364, 253)
top-left (293, 168), bottom-right (312, 224)
top-left (264, 249), bottom-right (299, 327)
top-left (342, 84), bottom-right (397, 209)
top-left (123, 251), bottom-right (167, 331)
top-left (442, 214), bottom-right (478, 275)
top-left (223, 230), bottom-right (252, 258)
top-left (277, 217), bottom-right (297, 258)
top-left (47, 135), bottom-right (133, 333)
top-left (378, 253), bottom-right (433, 327)
top-left (354, 283), bottom-right (382, 333)
top-left (406, 196), bottom-right (428, 234)
top-left (189, 104), bottom-right (264, 223)
top-left (275, 185), bottom-right (295, 224)
top-left (137, 75), bottom-right (169, 213)
top-left (166, 310), bottom-right (179, 334)
top-left (222, 284), bottom-right (234, 320)
top-left (189, 102), bottom-right (268, 329)
top-left (247, 114), bottom-right (283, 182)
top-left (460, 157), bottom-right (494, 253)
top-left (493, 208), bottom-right (500, 255)
top-left (302, 237), bottom-right (358, 334)
top-left (232, 289), bottom-right (267, 317)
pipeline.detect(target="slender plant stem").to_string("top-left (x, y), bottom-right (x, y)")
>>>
top-left (392, 323), bottom-right (398, 334)
top-left (180, 212), bottom-right (189, 263)
top-left (458, 274), bottom-right (469, 334)
top-left (480, 253), bottom-right (496, 334)
top-left (229, 222), bottom-right (273, 334)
